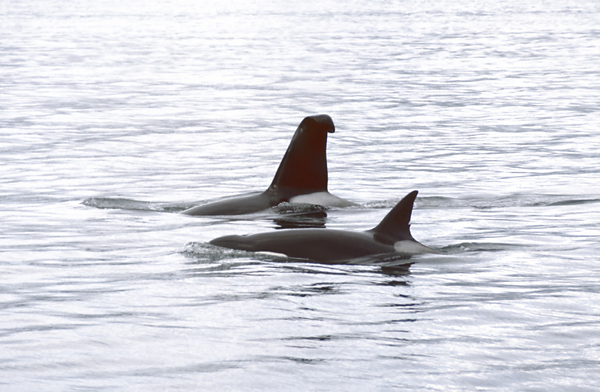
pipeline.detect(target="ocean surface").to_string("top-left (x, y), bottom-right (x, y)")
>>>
top-left (2, 0), bottom-right (599, 390)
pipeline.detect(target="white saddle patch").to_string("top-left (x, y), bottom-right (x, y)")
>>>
top-left (289, 192), bottom-right (355, 207)
top-left (394, 240), bottom-right (441, 255)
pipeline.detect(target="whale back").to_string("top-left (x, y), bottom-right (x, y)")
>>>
top-left (268, 114), bottom-right (334, 195)
top-left (369, 190), bottom-right (418, 244)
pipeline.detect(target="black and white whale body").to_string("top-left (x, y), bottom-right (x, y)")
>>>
top-left (182, 114), bottom-right (353, 216)
top-left (209, 191), bottom-right (439, 263)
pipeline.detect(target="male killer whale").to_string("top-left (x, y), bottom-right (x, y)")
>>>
top-left (209, 190), bottom-right (439, 263)
top-left (182, 114), bottom-right (353, 216)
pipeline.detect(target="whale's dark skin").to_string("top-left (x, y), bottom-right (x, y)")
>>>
top-left (182, 115), bottom-right (352, 216)
top-left (210, 191), bottom-right (438, 263)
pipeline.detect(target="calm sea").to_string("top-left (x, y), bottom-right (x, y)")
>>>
top-left (1, 0), bottom-right (599, 390)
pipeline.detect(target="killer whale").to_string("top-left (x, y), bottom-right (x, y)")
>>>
top-left (182, 114), bottom-right (353, 216)
top-left (209, 190), bottom-right (439, 263)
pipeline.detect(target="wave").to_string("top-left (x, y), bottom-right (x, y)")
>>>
top-left (441, 242), bottom-right (519, 254)
top-left (81, 197), bottom-right (192, 213)
top-left (414, 195), bottom-right (600, 210)
top-left (181, 241), bottom-right (413, 269)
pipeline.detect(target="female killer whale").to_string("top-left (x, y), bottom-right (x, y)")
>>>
top-left (182, 114), bottom-right (353, 216)
top-left (209, 190), bottom-right (439, 263)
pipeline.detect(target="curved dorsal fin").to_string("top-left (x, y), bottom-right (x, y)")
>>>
top-left (369, 191), bottom-right (418, 244)
top-left (268, 115), bottom-right (334, 194)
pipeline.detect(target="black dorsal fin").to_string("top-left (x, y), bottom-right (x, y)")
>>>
top-left (268, 115), bottom-right (335, 194)
top-left (369, 191), bottom-right (418, 244)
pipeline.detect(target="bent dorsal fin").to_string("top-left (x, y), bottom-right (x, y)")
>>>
top-left (268, 115), bottom-right (335, 194)
top-left (369, 190), bottom-right (418, 244)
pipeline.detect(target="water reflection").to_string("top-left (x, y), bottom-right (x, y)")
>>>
top-left (271, 202), bottom-right (328, 229)
top-left (272, 210), bottom-right (328, 229)
top-left (379, 266), bottom-right (412, 277)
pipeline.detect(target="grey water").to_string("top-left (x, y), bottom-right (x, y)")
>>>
top-left (2, 0), bottom-right (600, 390)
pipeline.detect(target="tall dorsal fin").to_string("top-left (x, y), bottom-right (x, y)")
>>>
top-left (369, 191), bottom-right (418, 244)
top-left (268, 114), bottom-right (335, 194)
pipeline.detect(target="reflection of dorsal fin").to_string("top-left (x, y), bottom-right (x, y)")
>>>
top-left (369, 191), bottom-right (418, 244)
top-left (268, 115), bottom-right (334, 194)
